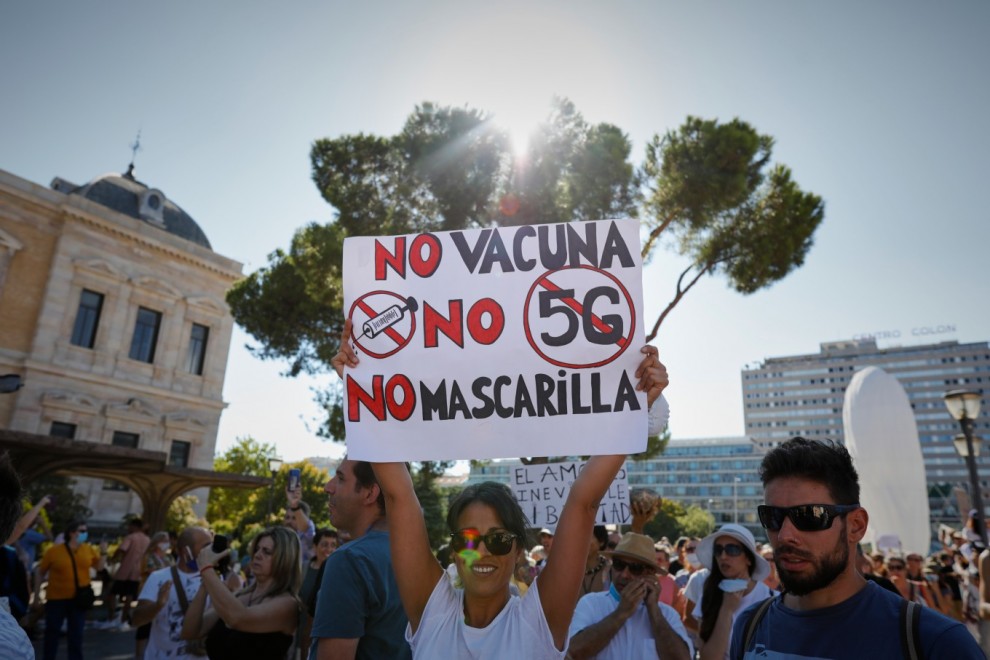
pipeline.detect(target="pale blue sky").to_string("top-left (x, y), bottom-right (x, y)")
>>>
top-left (2, 1), bottom-right (987, 465)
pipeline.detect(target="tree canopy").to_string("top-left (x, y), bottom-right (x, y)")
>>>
top-left (228, 99), bottom-right (823, 441)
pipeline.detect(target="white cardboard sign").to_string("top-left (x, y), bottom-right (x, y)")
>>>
top-left (511, 460), bottom-right (631, 529)
top-left (341, 218), bottom-right (646, 461)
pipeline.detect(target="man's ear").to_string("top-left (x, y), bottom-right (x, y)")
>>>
top-left (847, 507), bottom-right (869, 544)
top-left (364, 482), bottom-right (382, 507)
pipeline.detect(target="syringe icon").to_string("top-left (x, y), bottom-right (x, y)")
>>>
top-left (355, 296), bottom-right (419, 340)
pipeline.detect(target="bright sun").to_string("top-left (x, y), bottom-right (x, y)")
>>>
top-left (493, 103), bottom-right (546, 157)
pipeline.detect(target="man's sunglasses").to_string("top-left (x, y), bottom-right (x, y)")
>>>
top-left (611, 557), bottom-right (654, 576)
top-left (714, 543), bottom-right (745, 557)
top-left (758, 504), bottom-right (860, 532)
top-left (450, 528), bottom-right (518, 556)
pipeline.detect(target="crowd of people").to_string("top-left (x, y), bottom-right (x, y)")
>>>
top-left (0, 335), bottom-right (987, 658)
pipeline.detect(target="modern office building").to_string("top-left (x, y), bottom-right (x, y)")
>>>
top-left (742, 338), bottom-right (990, 524)
top-left (0, 165), bottom-right (242, 525)
top-left (466, 435), bottom-right (767, 536)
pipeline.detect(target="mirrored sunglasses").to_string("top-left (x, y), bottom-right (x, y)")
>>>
top-left (757, 503), bottom-right (860, 532)
top-left (450, 528), bottom-right (517, 556)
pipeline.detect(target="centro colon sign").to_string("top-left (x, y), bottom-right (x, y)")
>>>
top-left (852, 325), bottom-right (957, 341)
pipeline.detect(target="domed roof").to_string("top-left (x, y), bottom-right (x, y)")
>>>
top-left (65, 167), bottom-right (212, 250)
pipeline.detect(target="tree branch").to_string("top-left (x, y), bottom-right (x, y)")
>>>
top-left (645, 261), bottom-right (712, 342)
top-left (640, 210), bottom-right (678, 259)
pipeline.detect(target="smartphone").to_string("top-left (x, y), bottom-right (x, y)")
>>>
top-left (212, 534), bottom-right (231, 575)
top-left (288, 468), bottom-right (301, 492)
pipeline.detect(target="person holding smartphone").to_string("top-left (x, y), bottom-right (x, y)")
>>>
top-left (181, 526), bottom-right (301, 659)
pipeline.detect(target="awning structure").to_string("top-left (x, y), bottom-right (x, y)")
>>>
top-left (0, 429), bottom-right (269, 531)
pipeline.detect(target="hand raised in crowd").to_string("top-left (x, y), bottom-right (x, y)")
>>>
top-left (286, 483), bottom-right (302, 508)
top-left (156, 580), bottom-right (173, 609)
top-left (331, 319), bottom-right (359, 378)
top-left (196, 543), bottom-right (231, 573)
top-left (641, 574), bottom-right (663, 616)
top-left (635, 345), bottom-right (668, 408)
top-left (718, 585), bottom-right (746, 618)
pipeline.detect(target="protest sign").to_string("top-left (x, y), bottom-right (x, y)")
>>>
top-left (511, 460), bottom-right (631, 529)
top-left (341, 218), bottom-right (647, 461)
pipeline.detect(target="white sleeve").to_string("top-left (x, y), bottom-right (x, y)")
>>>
top-left (137, 569), bottom-right (162, 602)
top-left (647, 394), bottom-right (669, 436)
top-left (658, 602), bottom-right (694, 657)
top-left (568, 593), bottom-right (601, 640)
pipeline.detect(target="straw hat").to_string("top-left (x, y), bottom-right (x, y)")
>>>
top-left (603, 532), bottom-right (661, 571)
top-left (697, 524), bottom-right (771, 583)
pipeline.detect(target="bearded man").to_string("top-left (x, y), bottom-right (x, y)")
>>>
top-left (730, 437), bottom-right (980, 659)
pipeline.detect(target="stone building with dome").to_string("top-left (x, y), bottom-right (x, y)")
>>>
top-left (0, 165), bottom-right (242, 526)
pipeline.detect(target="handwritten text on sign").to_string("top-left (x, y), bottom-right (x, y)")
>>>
top-left (342, 219), bottom-right (647, 461)
top-left (513, 460), bottom-right (631, 529)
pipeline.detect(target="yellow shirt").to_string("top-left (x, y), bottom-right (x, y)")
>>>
top-left (39, 543), bottom-right (99, 600)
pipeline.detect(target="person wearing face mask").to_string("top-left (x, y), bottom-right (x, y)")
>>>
top-left (135, 532), bottom-right (174, 660)
top-left (678, 537), bottom-right (707, 653)
top-left (38, 519), bottom-right (107, 660)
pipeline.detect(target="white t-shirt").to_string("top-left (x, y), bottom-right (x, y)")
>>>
top-left (692, 579), bottom-right (774, 660)
top-left (683, 567), bottom-right (709, 605)
top-left (138, 565), bottom-right (205, 659)
top-left (569, 590), bottom-right (693, 660)
top-left (406, 572), bottom-right (564, 659)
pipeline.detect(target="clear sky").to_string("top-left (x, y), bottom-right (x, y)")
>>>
top-left (2, 1), bottom-right (987, 468)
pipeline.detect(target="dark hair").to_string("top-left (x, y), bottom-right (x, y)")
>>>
top-left (593, 525), bottom-right (608, 551)
top-left (314, 528), bottom-right (338, 544)
top-left (759, 437), bottom-right (860, 505)
top-left (0, 453), bottom-right (22, 542)
top-left (446, 481), bottom-right (529, 548)
top-left (128, 517), bottom-right (144, 530)
top-left (698, 542), bottom-right (758, 642)
top-left (64, 519), bottom-right (86, 539)
top-left (351, 460), bottom-right (386, 515)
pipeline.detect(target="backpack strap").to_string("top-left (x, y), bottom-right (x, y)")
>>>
top-left (900, 599), bottom-right (924, 660)
top-left (171, 565), bottom-right (190, 614)
top-left (741, 593), bottom-right (777, 654)
top-left (65, 543), bottom-right (82, 595)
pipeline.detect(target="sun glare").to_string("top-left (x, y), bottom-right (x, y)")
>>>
top-left (494, 104), bottom-right (545, 157)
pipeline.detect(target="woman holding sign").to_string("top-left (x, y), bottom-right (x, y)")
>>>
top-left (333, 320), bottom-right (669, 658)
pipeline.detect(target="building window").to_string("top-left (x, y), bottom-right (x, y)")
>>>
top-left (111, 431), bottom-right (139, 449)
top-left (129, 307), bottom-right (162, 363)
top-left (104, 431), bottom-right (139, 490)
top-left (49, 421), bottom-right (77, 438)
top-left (169, 440), bottom-right (191, 467)
top-left (186, 323), bottom-right (209, 375)
top-left (70, 289), bottom-right (104, 348)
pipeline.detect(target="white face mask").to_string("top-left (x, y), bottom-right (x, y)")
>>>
top-left (686, 552), bottom-right (700, 567)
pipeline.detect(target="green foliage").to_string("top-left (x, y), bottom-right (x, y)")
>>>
top-left (642, 498), bottom-right (715, 540)
top-left (166, 495), bottom-right (204, 532)
top-left (23, 476), bottom-right (91, 536)
top-left (228, 101), bottom-right (822, 439)
top-left (640, 116), bottom-right (824, 340)
top-left (679, 505), bottom-right (717, 538)
top-left (206, 437), bottom-right (331, 548)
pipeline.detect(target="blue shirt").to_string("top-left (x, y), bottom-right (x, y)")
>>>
top-left (309, 529), bottom-right (410, 660)
top-left (730, 580), bottom-right (983, 659)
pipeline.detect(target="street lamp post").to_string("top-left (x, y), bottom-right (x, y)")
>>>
top-left (267, 456), bottom-right (283, 519)
top-left (944, 389), bottom-right (987, 546)
top-left (733, 477), bottom-right (741, 524)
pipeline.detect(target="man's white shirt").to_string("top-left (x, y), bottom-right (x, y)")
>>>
top-left (569, 590), bottom-right (692, 660)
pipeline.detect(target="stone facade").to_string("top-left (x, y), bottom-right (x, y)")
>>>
top-left (0, 168), bottom-right (242, 526)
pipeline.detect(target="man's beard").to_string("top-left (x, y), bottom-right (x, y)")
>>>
top-left (774, 524), bottom-right (849, 596)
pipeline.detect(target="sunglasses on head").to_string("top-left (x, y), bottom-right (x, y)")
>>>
top-left (450, 528), bottom-right (517, 556)
top-left (714, 543), bottom-right (745, 557)
top-left (758, 503), bottom-right (860, 532)
top-left (611, 557), bottom-right (653, 576)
